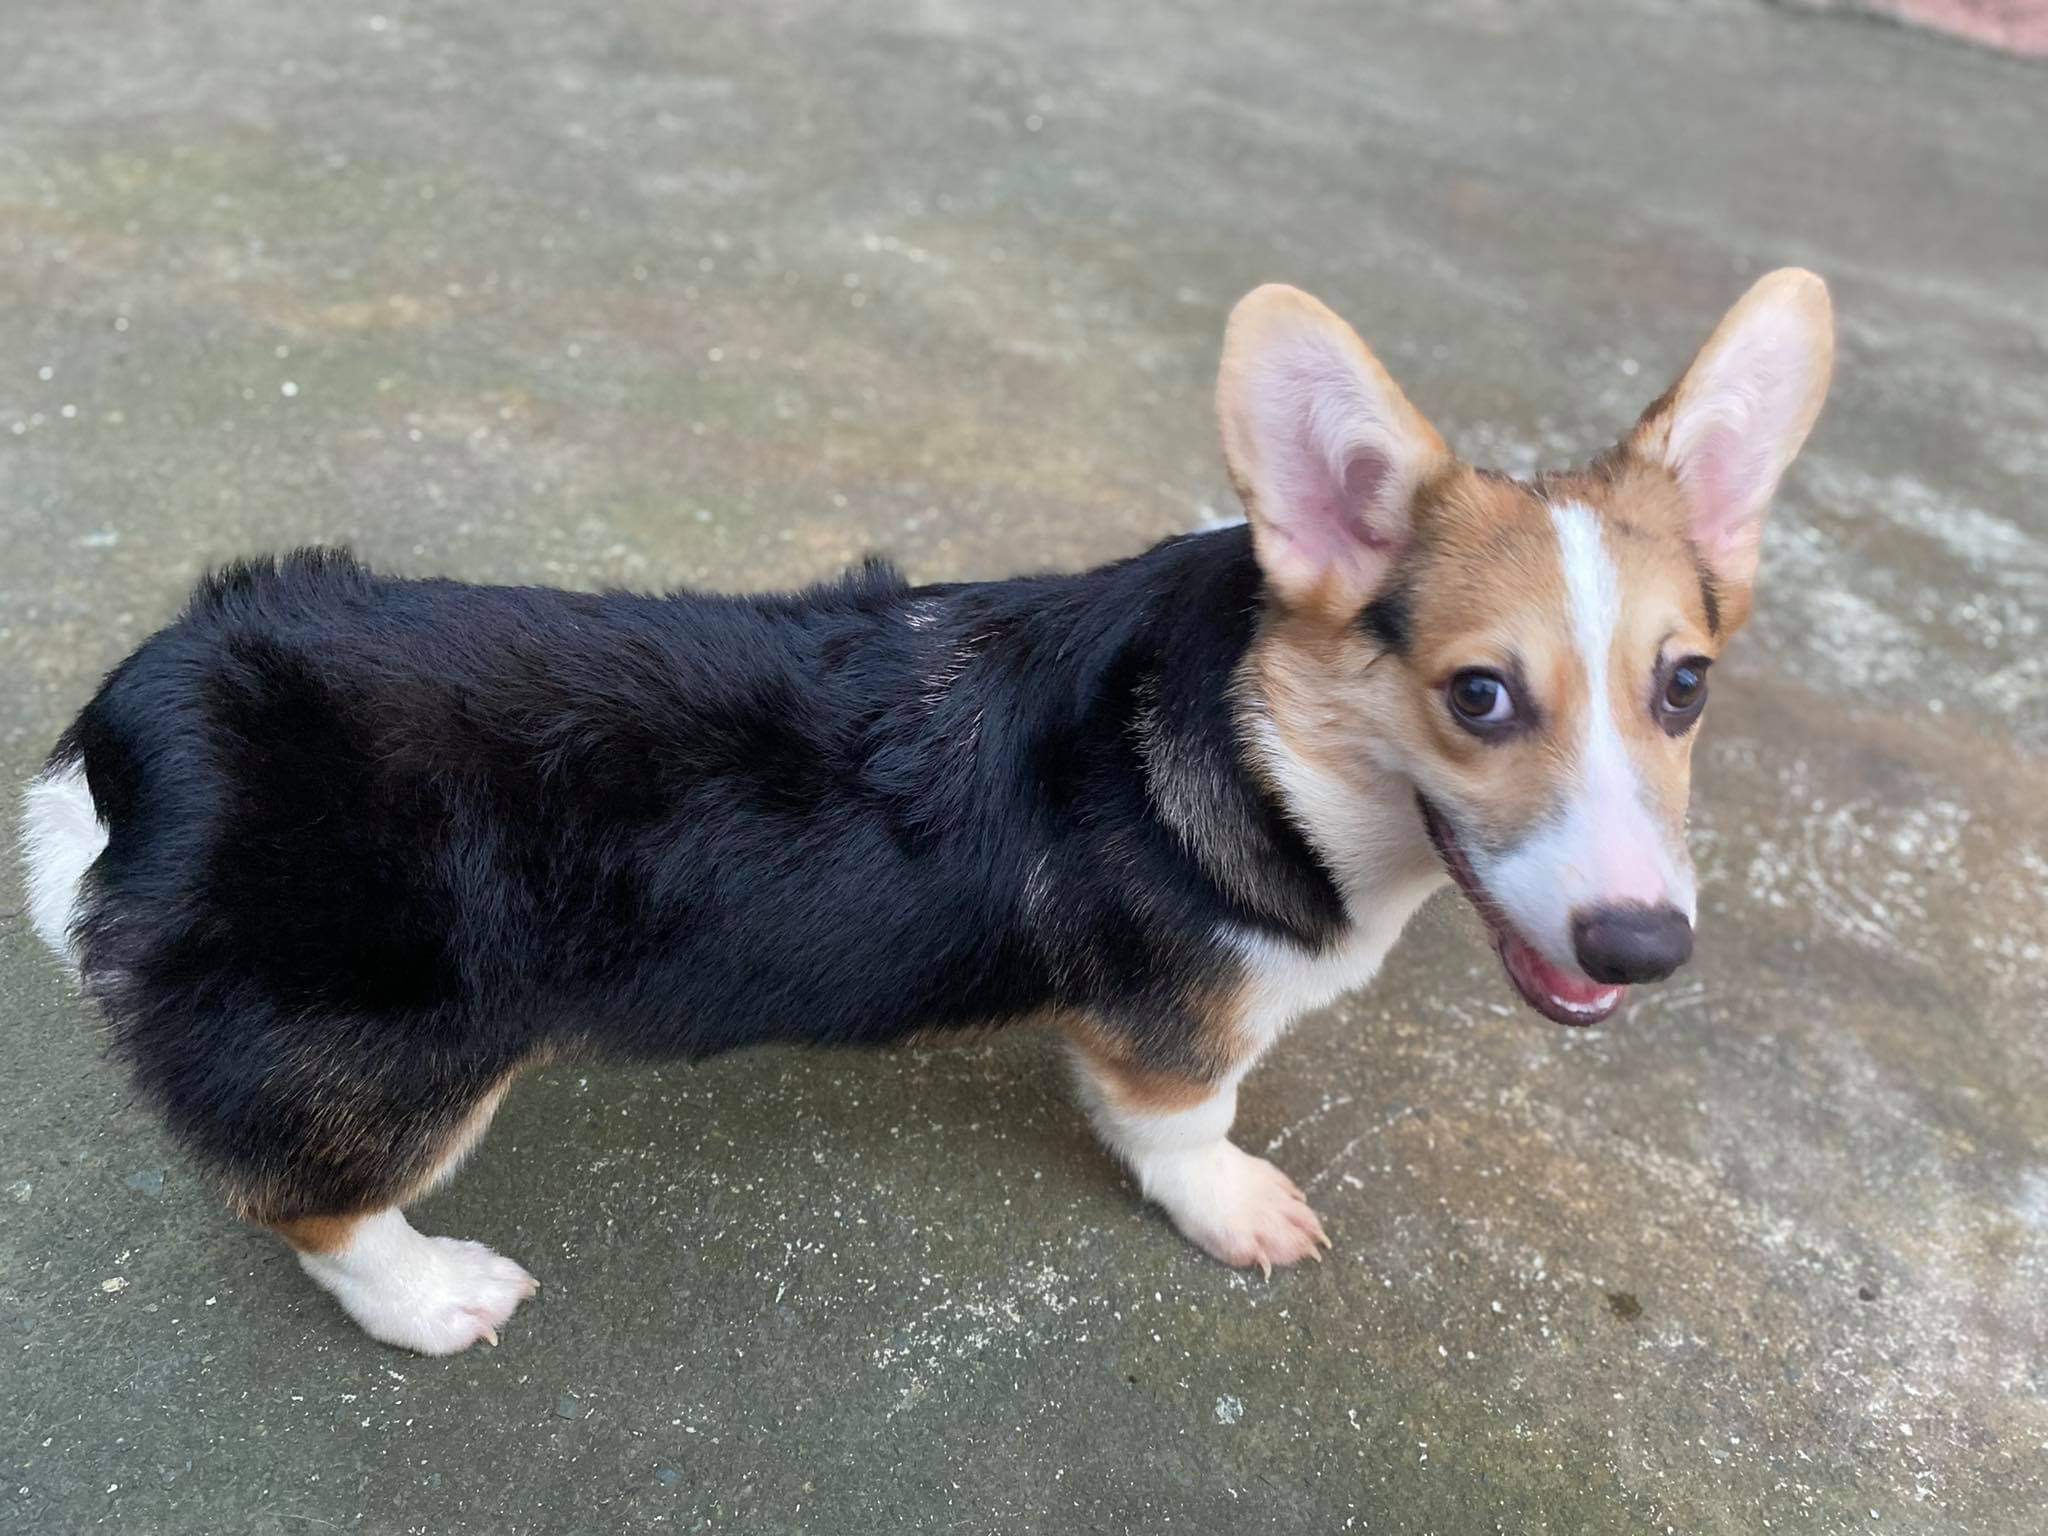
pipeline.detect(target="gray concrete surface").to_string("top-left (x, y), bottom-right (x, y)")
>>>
top-left (3, 1), bottom-right (2044, 1531)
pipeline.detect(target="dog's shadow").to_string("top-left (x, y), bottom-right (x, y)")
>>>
top-left (419, 1023), bottom-right (1140, 1274)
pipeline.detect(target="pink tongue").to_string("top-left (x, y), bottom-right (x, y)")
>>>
top-left (1506, 933), bottom-right (1614, 1006)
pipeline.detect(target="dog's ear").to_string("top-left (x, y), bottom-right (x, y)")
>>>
top-left (1628, 269), bottom-right (1834, 605)
top-left (1217, 285), bottom-right (1450, 620)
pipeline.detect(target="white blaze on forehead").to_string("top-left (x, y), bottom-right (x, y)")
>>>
top-left (1549, 500), bottom-right (1695, 917)
top-left (1476, 501), bottom-right (1696, 970)
top-left (1551, 500), bottom-right (1620, 702)
top-left (1553, 500), bottom-right (1639, 869)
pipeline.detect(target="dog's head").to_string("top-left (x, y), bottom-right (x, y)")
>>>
top-left (1221, 272), bottom-right (1833, 1025)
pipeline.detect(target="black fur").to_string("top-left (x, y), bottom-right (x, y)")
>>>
top-left (1358, 585), bottom-right (1412, 655)
top-left (1694, 552), bottom-right (1723, 637)
top-left (51, 529), bottom-right (1346, 1219)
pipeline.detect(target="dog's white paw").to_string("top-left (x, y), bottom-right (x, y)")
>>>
top-left (361, 1236), bottom-right (537, 1355)
top-left (1152, 1142), bottom-right (1330, 1277)
top-left (299, 1212), bottom-right (538, 1354)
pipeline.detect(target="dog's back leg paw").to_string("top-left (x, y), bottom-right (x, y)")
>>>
top-left (276, 1209), bottom-right (538, 1354)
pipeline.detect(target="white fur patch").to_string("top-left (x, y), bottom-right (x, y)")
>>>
top-left (1232, 712), bottom-right (1447, 1055)
top-left (1479, 503), bottom-right (1696, 968)
top-left (1225, 879), bottom-right (1438, 1059)
top-left (1553, 499), bottom-right (1623, 710)
top-left (296, 1208), bottom-right (538, 1355)
top-left (20, 762), bottom-right (109, 968)
top-left (1071, 1068), bottom-right (1326, 1273)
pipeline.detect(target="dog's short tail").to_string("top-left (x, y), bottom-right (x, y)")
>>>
top-left (20, 753), bottom-right (108, 969)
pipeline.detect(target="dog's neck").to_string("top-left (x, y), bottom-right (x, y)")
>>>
top-left (1085, 527), bottom-right (1436, 949)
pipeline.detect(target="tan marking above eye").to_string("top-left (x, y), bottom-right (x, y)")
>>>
top-left (1240, 455), bottom-right (1726, 859)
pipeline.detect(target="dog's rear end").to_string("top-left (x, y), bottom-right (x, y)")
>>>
top-left (23, 756), bottom-right (104, 968)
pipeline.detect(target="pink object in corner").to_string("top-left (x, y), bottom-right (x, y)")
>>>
top-left (1801, 0), bottom-right (2048, 57)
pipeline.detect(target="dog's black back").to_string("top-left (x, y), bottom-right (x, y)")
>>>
top-left (54, 533), bottom-right (1343, 1218)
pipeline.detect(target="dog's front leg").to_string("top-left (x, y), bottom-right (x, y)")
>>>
top-left (1065, 1037), bottom-right (1329, 1276)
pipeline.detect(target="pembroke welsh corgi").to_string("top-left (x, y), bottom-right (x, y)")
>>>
top-left (21, 271), bottom-right (1833, 1353)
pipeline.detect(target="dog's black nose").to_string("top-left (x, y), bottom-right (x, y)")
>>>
top-left (1571, 903), bottom-right (1694, 985)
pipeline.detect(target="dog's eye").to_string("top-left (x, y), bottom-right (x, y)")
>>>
top-left (1447, 669), bottom-right (1515, 731)
top-left (1656, 657), bottom-right (1711, 734)
top-left (1664, 665), bottom-right (1706, 710)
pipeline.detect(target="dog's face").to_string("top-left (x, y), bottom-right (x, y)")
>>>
top-left (1221, 273), bottom-right (1833, 1024)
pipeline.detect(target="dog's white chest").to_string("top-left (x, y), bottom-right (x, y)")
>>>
top-left (1226, 868), bottom-right (1446, 1059)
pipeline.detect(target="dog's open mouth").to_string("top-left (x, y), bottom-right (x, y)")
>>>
top-left (1417, 796), bottom-right (1626, 1028)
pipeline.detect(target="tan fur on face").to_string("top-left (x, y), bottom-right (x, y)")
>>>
top-left (1240, 604), bottom-right (1382, 786)
top-left (1397, 471), bottom-right (1581, 848)
top-left (1242, 458), bottom-right (1727, 862)
top-left (1549, 461), bottom-right (1726, 839)
top-left (1554, 456), bottom-right (1751, 635)
top-left (1220, 273), bottom-right (1827, 970)
top-left (1241, 468), bottom-right (1575, 855)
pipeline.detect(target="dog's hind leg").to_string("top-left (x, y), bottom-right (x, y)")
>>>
top-left (1063, 1031), bottom-right (1329, 1277)
top-left (259, 1073), bottom-right (537, 1354)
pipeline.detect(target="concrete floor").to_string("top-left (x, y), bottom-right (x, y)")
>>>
top-left (3, 2), bottom-right (2044, 1531)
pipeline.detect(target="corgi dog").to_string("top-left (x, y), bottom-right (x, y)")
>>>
top-left (20, 271), bottom-right (1832, 1354)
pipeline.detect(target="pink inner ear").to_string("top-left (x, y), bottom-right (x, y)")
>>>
top-left (1269, 434), bottom-right (1400, 573)
top-left (1268, 432), bottom-right (1396, 575)
top-left (1686, 424), bottom-right (1752, 552)
top-left (1682, 417), bottom-right (1793, 569)
top-left (1235, 324), bottom-right (1426, 601)
top-left (1253, 329), bottom-right (1409, 561)
top-left (1342, 451), bottom-right (1399, 549)
top-left (1668, 300), bottom-right (1823, 564)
